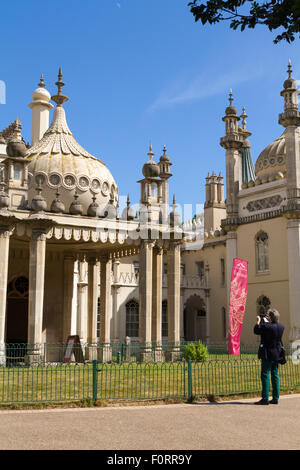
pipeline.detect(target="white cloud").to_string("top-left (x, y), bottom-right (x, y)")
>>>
top-left (147, 65), bottom-right (264, 113)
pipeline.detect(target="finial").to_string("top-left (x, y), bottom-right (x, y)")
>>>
top-left (147, 141), bottom-right (154, 160)
top-left (241, 106), bottom-right (248, 129)
top-left (163, 144), bottom-right (167, 154)
top-left (127, 194), bottom-right (130, 206)
top-left (229, 89), bottom-right (233, 106)
top-left (38, 74), bottom-right (45, 88)
top-left (51, 67), bottom-right (69, 106)
top-left (287, 59), bottom-right (292, 78)
top-left (172, 194), bottom-right (177, 206)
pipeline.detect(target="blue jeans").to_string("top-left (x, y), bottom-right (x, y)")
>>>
top-left (261, 359), bottom-right (279, 401)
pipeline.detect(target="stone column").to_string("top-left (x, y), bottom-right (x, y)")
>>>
top-left (87, 257), bottom-right (99, 360)
top-left (27, 229), bottom-right (46, 363)
top-left (77, 257), bottom-right (88, 346)
top-left (63, 254), bottom-right (76, 341)
top-left (205, 289), bottom-right (210, 345)
top-left (0, 226), bottom-right (12, 365)
top-left (112, 259), bottom-right (120, 341)
top-left (112, 286), bottom-right (120, 342)
top-left (138, 240), bottom-right (153, 361)
top-left (287, 219), bottom-right (300, 342)
top-left (166, 242), bottom-right (181, 361)
top-left (98, 255), bottom-right (112, 362)
top-left (152, 245), bottom-right (163, 361)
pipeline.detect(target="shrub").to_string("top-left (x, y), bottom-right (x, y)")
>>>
top-left (182, 341), bottom-right (208, 362)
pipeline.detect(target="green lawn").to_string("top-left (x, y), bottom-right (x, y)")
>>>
top-left (1, 358), bottom-right (299, 405)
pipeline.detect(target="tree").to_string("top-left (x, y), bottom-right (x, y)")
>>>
top-left (188, 0), bottom-right (300, 44)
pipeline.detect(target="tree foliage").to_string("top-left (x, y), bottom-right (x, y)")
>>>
top-left (188, 0), bottom-right (300, 43)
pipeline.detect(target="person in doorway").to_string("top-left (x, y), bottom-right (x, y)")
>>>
top-left (253, 308), bottom-right (284, 405)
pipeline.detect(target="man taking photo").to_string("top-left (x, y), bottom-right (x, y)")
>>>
top-left (254, 308), bottom-right (285, 405)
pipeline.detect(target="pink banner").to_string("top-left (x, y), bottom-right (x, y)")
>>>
top-left (228, 258), bottom-right (248, 355)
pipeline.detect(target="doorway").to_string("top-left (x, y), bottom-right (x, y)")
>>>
top-left (6, 277), bottom-right (29, 363)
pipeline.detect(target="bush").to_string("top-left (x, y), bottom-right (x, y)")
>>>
top-left (182, 341), bottom-right (208, 362)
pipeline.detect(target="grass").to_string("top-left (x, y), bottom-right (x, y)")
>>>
top-left (0, 357), bottom-right (299, 406)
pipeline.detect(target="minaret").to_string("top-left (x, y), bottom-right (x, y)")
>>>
top-left (28, 74), bottom-right (53, 145)
top-left (138, 143), bottom-right (162, 224)
top-left (159, 145), bottom-right (172, 223)
top-left (220, 89), bottom-right (243, 216)
top-left (279, 61), bottom-right (300, 342)
top-left (279, 60), bottom-right (300, 207)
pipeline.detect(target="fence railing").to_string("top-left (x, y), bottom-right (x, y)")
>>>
top-left (0, 354), bottom-right (299, 405)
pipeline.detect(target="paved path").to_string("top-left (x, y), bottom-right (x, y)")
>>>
top-left (0, 394), bottom-right (299, 450)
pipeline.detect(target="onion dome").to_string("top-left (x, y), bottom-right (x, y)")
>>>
top-left (225, 89), bottom-right (237, 115)
top-left (168, 195), bottom-right (181, 227)
top-left (122, 194), bottom-right (135, 221)
top-left (31, 74), bottom-right (52, 103)
top-left (283, 60), bottom-right (297, 90)
top-left (87, 193), bottom-right (100, 217)
top-left (50, 190), bottom-right (65, 213)
top-left (31, 184), bottom-right (47, 212)
top-left (103, 192), bottom-right (118, 219)
top-left (26, 69), bottom-right (118, 215)
top-left (255, 129), bottom-right (300, 181)
top-left (160, 145), bottom-right (170, 162)
top-left (69, 190), bottom-right (83, 215)
top-left (142, 143), bottom-right (160, 178)
top-left (6, 139), bottom-right (27, 158)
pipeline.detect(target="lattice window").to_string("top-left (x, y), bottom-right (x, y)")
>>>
top-left (255, 232), bottom-right (269, 273)
top-left (7, 277), bottom-right (29, 298)
top-left (126, 299), bottom-right (139, 337)
top-left (162, 300), bottom-right (168, 338)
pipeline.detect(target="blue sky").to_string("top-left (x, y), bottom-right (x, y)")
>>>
top-left (0, 0), bottom-right (299, 218)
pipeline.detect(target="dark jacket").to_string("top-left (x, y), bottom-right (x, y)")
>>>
top-left (254, 321), bottom-right (284, 361)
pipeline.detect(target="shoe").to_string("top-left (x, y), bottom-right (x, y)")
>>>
top-left (269, 399), bottom-right (278, 404)
top-left (254, 399), bottom-right (269, 405)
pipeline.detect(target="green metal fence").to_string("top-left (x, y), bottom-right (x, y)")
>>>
top-left (0, 356), bottom-right (299, 405)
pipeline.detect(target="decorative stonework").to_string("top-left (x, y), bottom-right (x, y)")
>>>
top-left (246, 195), bottom-right (283, 212)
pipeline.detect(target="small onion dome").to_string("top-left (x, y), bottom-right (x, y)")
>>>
top-left (243, 139), bottom-right (251, 148)
top-left (168, 195), bottom-right (181, 227)
top-left (142, 143), bottom-right (160, 178)
top-left (50, 191), bottom-right (65, 213)
top-left (32, 74), bottom-right (51, 102)
top-left (102, 193), bottom-right (118, 219)
top-left (283, 60), bottom-right (297, 89)
top-left (69, 190), bottom-right (83, 215)
top-left (225, 89), bottom-right (237, 115)
top-left (31, 185), bottom-right (47, 212)
top-left (0, 183), bottom-right (9, 209)
top-left (6, 139), bottom-right (27, 158)
top-left (122, 195), bottom-right (135, 221)
top-left (160, 145), bottom-right (170, 162)
top-left (87, 193), bottom-right (100, 217)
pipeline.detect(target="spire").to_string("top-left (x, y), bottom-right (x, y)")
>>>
top-left (38, 74), bottom-right (45, 88)
top-left (279, 60), bottom-right (300, 127)
top-left (51, 67), bottom-right (69, 106)
top-left (287, 59), bottom-right (292, 78)
top-left (229, 89), bottom-right (233, 107)
top-left (241, 106), bottom-right (247, 130)
top-left (148, 141), bottom-right (154, 160)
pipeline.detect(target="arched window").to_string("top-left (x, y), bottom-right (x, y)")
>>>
top-left (255, 231), bottom-right (269, 273)
top-left (7, 276), bottom-right (29, 298)
top-left (126, 300), bottom-right (139, 337)
top-left (162, 300), bottom-right (168, 337)
top-left (257, 295), bottom-right (271, 316)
